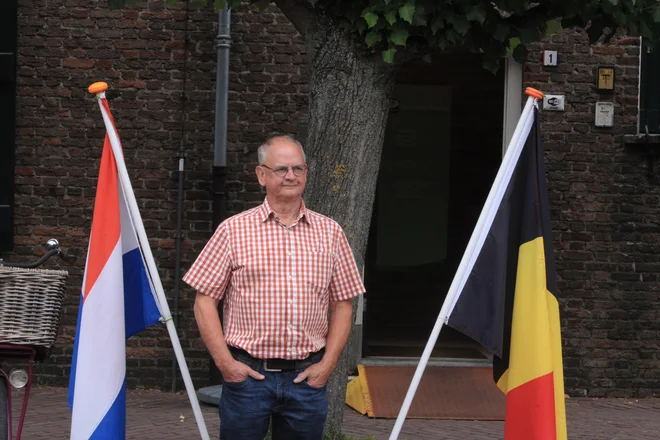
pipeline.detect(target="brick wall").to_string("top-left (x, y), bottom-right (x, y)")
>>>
top-left (526, 30), bottom-right (660, 397)
top-left (6, 0), bottom-right (660, 397)
top-left (6, 0), bottom-right (307, 389)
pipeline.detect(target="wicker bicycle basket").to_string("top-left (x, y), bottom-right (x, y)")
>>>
top-left (0, 265), bottom-right (68, 351)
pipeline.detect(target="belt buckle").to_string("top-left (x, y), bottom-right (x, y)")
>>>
top-left (263, 360), bottom-right (282, 372)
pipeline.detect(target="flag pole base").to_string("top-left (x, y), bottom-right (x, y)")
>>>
top-left (197, 385), bottom-right (223, 407)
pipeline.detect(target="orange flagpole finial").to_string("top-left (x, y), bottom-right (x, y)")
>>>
top-left (88, 82), bottom-right (108, 95)
top-left (525, 87), bottom-right (544, 100)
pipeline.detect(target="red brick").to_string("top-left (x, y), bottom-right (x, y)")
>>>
top-left (62, 58), bottom-right (95, 68)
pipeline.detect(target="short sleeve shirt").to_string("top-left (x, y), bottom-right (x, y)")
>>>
top-left (183, 198), bottom-right (365, 359)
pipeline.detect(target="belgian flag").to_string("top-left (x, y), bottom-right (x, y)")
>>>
top-left (446, 106), bottom-right (567, 439)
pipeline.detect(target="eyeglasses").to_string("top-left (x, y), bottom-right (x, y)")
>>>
top-left (261, 164), bottom-right (307, 178)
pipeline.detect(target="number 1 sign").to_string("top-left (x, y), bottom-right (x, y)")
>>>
top-left (543, 50), bottom-right (558, 67)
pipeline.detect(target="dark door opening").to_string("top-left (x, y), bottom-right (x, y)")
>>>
top-left (362, 53), bottom-right (505, 361)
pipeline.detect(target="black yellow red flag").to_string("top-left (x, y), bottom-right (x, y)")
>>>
top-left (447, 106), bottom-right (567, 440)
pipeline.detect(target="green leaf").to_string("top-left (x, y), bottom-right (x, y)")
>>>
top-left (413, 5), bottom-right (427, 26)
top-left (507, 0), bottom-right (527, 13)
top-left (366, 31), bottom-right (382, 47)
top-left (544, 19), bottom-right (562, 36)
top-left (508, 37), bottom-right (521, 52)
top-left (339, 19), bottom-right (354, 31)
top-left (356, 18), bottom-right (368, 34)
top-left (483, 58), bottom-right (500, 75)
top-left (398, 3), bottom-right (415, 24)
top-left (254, 0), bottom-right (270, 11)
top-left (466, 4), bottom-right (487, 24)
top-left (371, 19), bottom-right (387, 32)
top-left (382, 47), bottom-right (396, 64)
top-left (512, 43), bottom-right (529, 63)
top-left (654, 6), bottom-right (660, 23)
top-left (445, 27), bottom-right (458, 43)
top-left (640, 20), bottom-right (653, 39)
top-left (430, 16), bottom-right (444, 35)
top-left (108, 0), bottom-right (126, 9)
top-left (342, 6), bottom-right (361, 23)
top-left (362, 11), bottom-right (379, 28)
top-left (166, 0), bottom-right (180, 6)
top-left (519, 26), bottom-right (540, 44)
top-left (607, 0), bottom-right (618, 5)
top-left (493, 23), bottom-right (509, 42)
top-left (384, 11), bottom-right (397, 26)
top-left (390, 27), bottom-right (409, 46)
top-left (422, 54), bottom-right (432, 63)
top-left (451, 16), bottom-right (471, 35)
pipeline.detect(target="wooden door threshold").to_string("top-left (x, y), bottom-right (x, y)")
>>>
top-left (359, 356), bottom-right (492, 368)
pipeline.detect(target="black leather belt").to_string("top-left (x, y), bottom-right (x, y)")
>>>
top-left (228, 346), bottom-right (324, 372)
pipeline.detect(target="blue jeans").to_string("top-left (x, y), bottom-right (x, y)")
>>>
top-left (219, 352), bottom-right (328, 440)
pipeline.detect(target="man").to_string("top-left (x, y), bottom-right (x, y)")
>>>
top-left (183, 135), bottom-right (365, 440)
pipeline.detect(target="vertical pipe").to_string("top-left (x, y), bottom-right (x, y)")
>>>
top-left (214, 8), bottom-right (231, 169)
top-left (170, 0), bottom-right (191, 393)
top-left (210, 7), bottom-right (231, 386)
top-left (171, 152), bottom-right (185, 392)
top-left (212, 8), bottom-right (231, 228)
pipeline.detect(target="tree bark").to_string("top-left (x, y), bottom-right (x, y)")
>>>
top-left (303, 12), bottom-right (395, 439)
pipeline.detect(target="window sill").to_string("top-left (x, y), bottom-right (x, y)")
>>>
top-left (623, 134), bottom-right (660, 146)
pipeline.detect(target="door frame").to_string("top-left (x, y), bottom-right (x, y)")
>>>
top-left (502, 55), bottom-right (524, 153)
top-left (353, 56), bottom-right (524, 365)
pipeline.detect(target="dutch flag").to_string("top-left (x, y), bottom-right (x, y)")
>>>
top-left (68, 99), bottom-right (162, 439)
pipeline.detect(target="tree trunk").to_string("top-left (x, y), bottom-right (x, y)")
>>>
top-left (303, 15), bottom-right (395, 439)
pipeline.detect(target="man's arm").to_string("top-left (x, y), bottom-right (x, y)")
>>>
top-left (293, 298), bottom-right (352, 387)
top-left (322, 299), bottom-right (353, 367)
top-left (194, 292), bottom-right (264, 382)
top-left (194, 293), bottom-right (232, 367)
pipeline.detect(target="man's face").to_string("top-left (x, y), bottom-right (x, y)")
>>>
top-left (256, 139), bottom-right (307, 202)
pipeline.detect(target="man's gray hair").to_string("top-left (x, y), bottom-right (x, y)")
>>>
top-left (257, 135), bottom-right (306, 165)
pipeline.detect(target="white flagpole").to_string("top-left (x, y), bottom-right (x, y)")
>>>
top-left (89, 82), bottom-right (211, 440)
top-left (388, 88), bottom-right (544, 440)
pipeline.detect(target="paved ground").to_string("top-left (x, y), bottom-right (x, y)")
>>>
top-left (8, 386), bottom-right (660, 439)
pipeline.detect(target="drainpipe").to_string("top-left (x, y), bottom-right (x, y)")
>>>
top-left (170, 0), bottom-right (190, 393)
top-left (209, 7), bottom-right (231, 389)
top-left (213, 8), bottom-right (231, 228)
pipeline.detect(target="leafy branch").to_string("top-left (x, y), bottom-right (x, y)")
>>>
top-left (109, 0), bottom-right (660, 72)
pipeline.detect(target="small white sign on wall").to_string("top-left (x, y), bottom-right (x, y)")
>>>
top-left (543, 95), bottom-right (565, 111)
top-left (595, 102), bottom-right (614, 127)
top-left (543, 50), bottom-right (558, 66)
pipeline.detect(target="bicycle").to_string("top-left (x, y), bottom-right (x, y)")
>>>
top-left (0, 239), bottom-right (76, 440)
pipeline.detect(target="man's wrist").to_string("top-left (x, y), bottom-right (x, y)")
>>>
top-left (214, 349), bottom-right (235, 372)
top-left (320, 353), bottom-right (339, 370)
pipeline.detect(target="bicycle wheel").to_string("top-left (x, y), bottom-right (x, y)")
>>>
top-left (0, 375), bottom-right (7, 440)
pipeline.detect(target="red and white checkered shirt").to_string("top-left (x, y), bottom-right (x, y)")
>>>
top-left (183, 198), bottom-right (365, 360)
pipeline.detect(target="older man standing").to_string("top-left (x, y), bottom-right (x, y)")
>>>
top-left (183, 135), bottom-right (365, 440)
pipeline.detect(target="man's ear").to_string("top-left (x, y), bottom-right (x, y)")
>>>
top-left (256, 165), bottom-right (266, 187)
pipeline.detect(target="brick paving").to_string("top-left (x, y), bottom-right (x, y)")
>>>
top-left (8, 386), bottom-right (660, 439)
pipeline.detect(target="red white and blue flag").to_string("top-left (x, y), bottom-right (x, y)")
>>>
top-left (68, 98), bottom-right (161, 439)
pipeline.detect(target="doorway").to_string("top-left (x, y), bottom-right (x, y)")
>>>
top-left (362, 53), bottom-right (507, 363)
